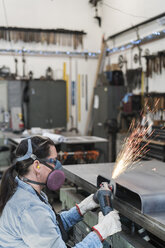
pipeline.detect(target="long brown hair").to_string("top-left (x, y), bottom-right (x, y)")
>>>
top-left (0, 136), bottom-right (54, 215)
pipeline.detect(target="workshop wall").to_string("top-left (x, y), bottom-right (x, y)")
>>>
top-left (106, 28), bottom-right (165, 94)
top-left (102, 0), bottom-right (165, 35)
top-left (102, 0), bottom-right (165, 94)
top-left (0, 0), bottom-right (102, 134)
top-left (0, 0), bottom-right (103, 50)
top-left (0, 0), bottom-right (165, 134)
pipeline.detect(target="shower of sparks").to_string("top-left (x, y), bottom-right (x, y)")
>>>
top-left (112, 118), bottom-right (153, 179)
top-left (111, 98), bottom-right (162, 179)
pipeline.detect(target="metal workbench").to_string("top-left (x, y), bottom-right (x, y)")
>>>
top-left (63, 160), bottom-right (165, 242)
top-left (4, 131), bottom-right (108, 146)
top-left (6, 132), bottom-right (109, 164)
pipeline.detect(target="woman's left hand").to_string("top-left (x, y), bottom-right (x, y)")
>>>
top-left (76, 194), bottom-right (99, 216)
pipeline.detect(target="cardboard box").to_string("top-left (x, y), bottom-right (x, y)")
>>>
top-left (106, 64), bottom-right (120, 71)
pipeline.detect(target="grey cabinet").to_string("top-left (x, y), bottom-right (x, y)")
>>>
top-left (8, 80), bottom-right (26, 109)
top-left (93, 85), bottom-right (126, 138)
top-left (0, 80), bottom-right (26, 129)
top-left (0, 80), bottom-right (25, 111)
top-left (92, 85), bottom-right (126, 162)
top-left (26, 80), bottom-right (66, 129)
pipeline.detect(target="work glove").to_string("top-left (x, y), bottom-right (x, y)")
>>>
top-left (92, 210), bottom-right (122, 241)
top-left (76, 194), bottom-right (99, 216)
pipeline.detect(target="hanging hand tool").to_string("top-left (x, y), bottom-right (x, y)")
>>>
top-left (78, 74), bottom-right (81, 122)
top-left (94, 8), bottom-right (102, 27)
top-left (22, 49), bottom-right (26, 78)
top-left (82, 75), bottom-right (85, 98)
top-left (85, 74), bottom-right (88, 111)
top-left (14, 58), bottom-right (18, 77)
top-left (93, 181), bottom-right (114, 216)
top-left (71, 81), bottom-right (75, 106)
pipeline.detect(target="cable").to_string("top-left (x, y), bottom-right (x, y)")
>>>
top-left (103, 1), bottom-right (148, 19)
top-left (2, 0), bottom-right (9, 26)
top-left (2, 0), bottom-right (16, 60)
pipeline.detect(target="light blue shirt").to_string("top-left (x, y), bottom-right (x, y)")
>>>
top-left (0, 177), bottom-right (102, 248)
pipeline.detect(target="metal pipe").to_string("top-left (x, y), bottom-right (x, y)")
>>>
top-left (107, 12), bottom-right (165, 40)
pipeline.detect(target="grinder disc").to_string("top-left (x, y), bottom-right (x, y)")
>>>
top-left (110, 178), bottom-right (116, 199)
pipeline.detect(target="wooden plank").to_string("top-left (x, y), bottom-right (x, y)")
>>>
top-left (85, 37), bottom-right (107, 135)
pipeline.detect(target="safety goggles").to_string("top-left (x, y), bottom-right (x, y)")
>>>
top-left (44, 158), bottom-right (62, 170)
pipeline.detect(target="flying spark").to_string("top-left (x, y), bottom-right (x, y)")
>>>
top-left (112, 119), bottom-right (153, 179)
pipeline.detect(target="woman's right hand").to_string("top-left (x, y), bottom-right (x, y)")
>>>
top-left (92, 210), bottom-right (122, 241)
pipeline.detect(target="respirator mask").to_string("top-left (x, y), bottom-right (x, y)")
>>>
top-left (16, 138), bottom-right (65, 191)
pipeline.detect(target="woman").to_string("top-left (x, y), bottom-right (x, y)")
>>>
top-left (0, 136), bottom-right (121, 247)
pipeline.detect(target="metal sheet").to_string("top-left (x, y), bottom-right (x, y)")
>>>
top-left (114, 160), bottom-right (165, 214)
top-left (63, 161), bottom-right (165, 241)
top-left (8, 135), bottom-right (108, 146)
top-left (63, 160), bottom-right (165, 214)
top-left (64, 163), bottom-right (112, 194)
top-left (64, 136), bottom-right (108, 144)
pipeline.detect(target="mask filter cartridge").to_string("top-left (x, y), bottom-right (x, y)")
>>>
top-left (46, 170), bottom-right (65, 191)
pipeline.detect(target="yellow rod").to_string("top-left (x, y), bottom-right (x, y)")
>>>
top-left (141, 71), bottom-right (144, 109)
top-left (66, 74), bottom-right (69, 122)
top-left (63, 62), bottom-right (66, 80)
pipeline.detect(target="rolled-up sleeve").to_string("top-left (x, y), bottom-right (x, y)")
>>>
top-left (60, 207), bottom-right (102, 248)
top-left (74, 232), bottom-right (103, 248)
top-left (60, 206), bottom-right (82, 231)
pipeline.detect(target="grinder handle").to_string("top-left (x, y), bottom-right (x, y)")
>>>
top-left (97, 190), bottom-right (113, 216)
top-left (93, 182), bottom-right (113, 216)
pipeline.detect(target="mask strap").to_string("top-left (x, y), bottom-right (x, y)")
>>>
top-left (16, 138), bottom-right (55, 173)
top-left (39, 159), bottom-right (54, 171)
top-left (16, 138), bottom-right (37, 162)
top-left (21, 177), bottom-right (45, 186)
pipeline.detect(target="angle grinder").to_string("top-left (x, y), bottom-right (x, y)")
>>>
top-left (93, 179), bottom-right (116, 216)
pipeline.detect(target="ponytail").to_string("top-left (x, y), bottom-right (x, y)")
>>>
top-left (0, 165), bottom-right (17, 215)
top-left (0, 158), bottom-right (33, 215)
